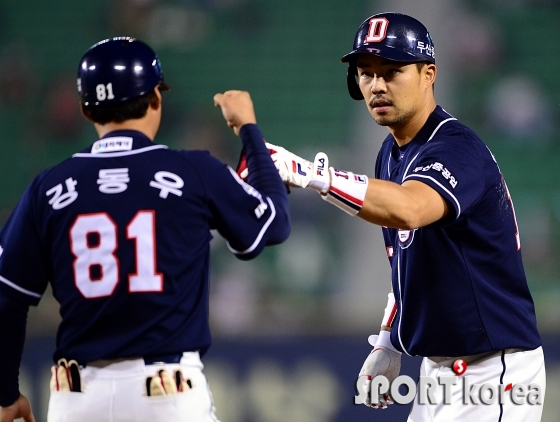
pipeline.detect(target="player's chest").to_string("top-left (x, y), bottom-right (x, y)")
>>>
top-left (382, 145), bottom-right (422, 183)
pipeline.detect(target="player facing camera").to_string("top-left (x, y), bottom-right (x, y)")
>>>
top-left (219, 12), bottom-right (546, 422)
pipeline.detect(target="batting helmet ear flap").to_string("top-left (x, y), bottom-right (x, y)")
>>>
top-left (347, 66), bottom-right (364, 101)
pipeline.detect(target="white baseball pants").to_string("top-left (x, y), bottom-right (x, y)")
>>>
top-left (47, 351), bottom-right (220, 422)
top-left (408, 346), bottom-right (545, 422)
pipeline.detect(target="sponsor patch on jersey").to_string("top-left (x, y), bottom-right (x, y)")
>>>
top-left (91, 137), bottom-right (133, 154)
top-left (413, 161), bottom-right (458, 188)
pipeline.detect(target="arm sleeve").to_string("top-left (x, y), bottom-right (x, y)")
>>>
top-left (190, 125), bottom-right (291, 260)
top-left (239, 124), bottom-right (287, 199)
top-left (0, 293), bottom-right (29, 407)
top-left (237, 124), bottom-right (291, 251)
top-left (0, 180), bottom-right (49, 306)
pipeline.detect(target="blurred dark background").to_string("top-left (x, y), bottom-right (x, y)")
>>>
top-left (1, 0), bottom-right (559, 420)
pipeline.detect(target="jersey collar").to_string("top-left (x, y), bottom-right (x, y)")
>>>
top-left (73, 130), bottom-right (167, 158)
top-left (408, 106), bottom-right (454, 146)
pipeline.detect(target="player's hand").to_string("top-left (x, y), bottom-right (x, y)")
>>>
top-left (0, 394), bottom-right (35, 422)
top-left (359, 332), bottom-right (402, 409)
top-left (213, 90), bottom-right (257, 136)
top-left (265, 143), bottom-right (330, 193)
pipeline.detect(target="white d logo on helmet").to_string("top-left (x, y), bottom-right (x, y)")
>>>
top-left (365, 17), bottom-right (389, 43)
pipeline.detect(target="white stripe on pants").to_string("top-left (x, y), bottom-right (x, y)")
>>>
top-left (47, 351), bottom-right (220, 422)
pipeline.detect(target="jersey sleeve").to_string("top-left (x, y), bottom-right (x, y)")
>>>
top-left (187, 126), bottom-right (291, 260)
top-left (0, 294), bottom-right (29, 406)
top-left (402, 129), bottom-right (484, 220)
top-left (0, 180), bottom-right (45, 406)
top-left (0, 177), bottom-right (50, 306)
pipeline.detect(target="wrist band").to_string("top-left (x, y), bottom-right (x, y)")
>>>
top-left (307, 152), bottom-right (330, 194)
top-left (376, 329), bottom-right (401, 354)
top-left (322, 167), bottom-right (368, 215)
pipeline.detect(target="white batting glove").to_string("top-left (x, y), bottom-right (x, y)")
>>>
top-left (265, 142), bottom-right (330, 193)
top-left (266, 142), bottom-right (370, 216)
top-left (359, 330), bottom-right (402, 409)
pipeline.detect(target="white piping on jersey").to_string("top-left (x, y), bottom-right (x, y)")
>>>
top-left (403, 174), bottom-right (461, 217)
top-left (225, 167), bottom-right (277, 255)
top-left (0, 274), bottom-right (41, 299)
top-left (397, 117), bottom-right (461, 219)
top-left (394, 116), bottom-right (457, 357)
top-left (396, 254), bottom-right (410, 356)
top-left (227, 197), bottom-right (276, 255)
top-left (72, 145), bottom-right (168, 158)
top-left (387, 117), bottom-right (457, 177)
top-left (427, 117), bottom-right (457, 141)
top-left (400, 117), bottom-right (457, 181)
top-left (386, 155), bottom-right (391, 178)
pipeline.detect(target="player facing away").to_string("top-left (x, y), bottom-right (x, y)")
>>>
top-left (0, 38), bottom-right (290, 422)
top-left (227, 12), bottom-right (546, 422)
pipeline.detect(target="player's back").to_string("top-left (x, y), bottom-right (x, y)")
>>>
top-left (21, 131), bottom-right (235, 362)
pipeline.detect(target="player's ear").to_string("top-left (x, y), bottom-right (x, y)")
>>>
top-left (424, 63), bottom-right (436, 89)
top-left (150, 88), bottom-right (162, 111)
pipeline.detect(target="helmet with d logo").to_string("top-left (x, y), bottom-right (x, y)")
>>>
top-left (341, 13), bottom-right (435, 100)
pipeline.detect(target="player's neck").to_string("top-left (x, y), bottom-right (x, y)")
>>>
top-left (389, 100), bottom-right (436, 147)
top-left (94, 118), bottom-right (159, 141)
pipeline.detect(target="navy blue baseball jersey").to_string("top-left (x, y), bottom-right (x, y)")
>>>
top-left (0, 124), bottom-right (290, 404)
top-left (375, 106), bottom-right (541, 357)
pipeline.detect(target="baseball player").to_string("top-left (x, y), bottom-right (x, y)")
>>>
top-left (227, 12), bottom-right (546, 422)
top-left (0, 38), bottom-right (290, 422)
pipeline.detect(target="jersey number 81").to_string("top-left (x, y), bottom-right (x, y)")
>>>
top-left (69, 211), bottom-right (163, 298)
top-left (96, 83), bottom-right (115, 101)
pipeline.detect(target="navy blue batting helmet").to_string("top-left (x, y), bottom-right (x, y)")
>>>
top-left (341, 13), bottom-right (435, 100)
top-left (77, 37), bottom-right (169, 106)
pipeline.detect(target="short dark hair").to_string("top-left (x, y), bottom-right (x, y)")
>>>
top-left (415, 61), bottom-right (431, 72)
top-left (415, 61), bottom-right (435, 91)
top-left (82, 90), bottom-right (156, 125)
